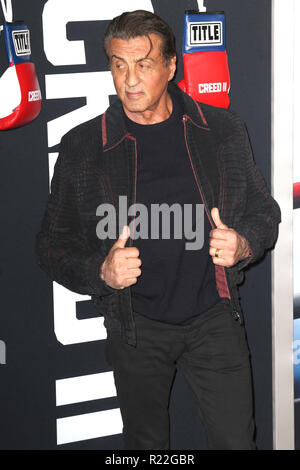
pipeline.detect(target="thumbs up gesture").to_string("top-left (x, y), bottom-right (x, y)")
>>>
top-left (209, 208), bottom-right (250, 267)
top-left (100, 225), bottom-right (142, 289)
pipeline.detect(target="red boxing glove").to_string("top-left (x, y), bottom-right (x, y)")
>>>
top-left (0, 22), bottom-right (42, 130)
top-left (178, 11), bottom-right (230, 109)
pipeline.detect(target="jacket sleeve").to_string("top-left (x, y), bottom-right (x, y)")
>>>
top-left (35, 134), bottom-right (117, 297)
top-left (231, 120), bottom-right (281, 270)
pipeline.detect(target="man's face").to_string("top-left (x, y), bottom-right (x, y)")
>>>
top-left (106, 34), bottom-right (176, 121)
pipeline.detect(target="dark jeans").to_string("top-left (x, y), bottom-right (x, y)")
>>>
top-left (105, 299), bottom-right (256, 450)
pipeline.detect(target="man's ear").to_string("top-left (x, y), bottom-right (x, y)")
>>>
top-left (168, 55), bottom-right (177, 81)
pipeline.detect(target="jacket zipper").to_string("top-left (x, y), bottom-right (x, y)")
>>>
top-left (182, 115), bottom-right (242, 323)
top-left (182, 116), bottom-right (214, 227)
top-left (126, 135), bottom-right (138, 329)
top-left (127, 135), bottom-right (138, 248)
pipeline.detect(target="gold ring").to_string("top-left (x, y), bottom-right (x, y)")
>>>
top-left (215, 248), bottom-right (220, 258)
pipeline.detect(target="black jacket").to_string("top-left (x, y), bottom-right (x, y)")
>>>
top-left (35, 82), bottom-right (281, 346)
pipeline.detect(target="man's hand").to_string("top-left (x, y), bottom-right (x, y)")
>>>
top-left (209, 208), bottom-right (250, 267)
top-left (100, 225), bottom-right (142, 289)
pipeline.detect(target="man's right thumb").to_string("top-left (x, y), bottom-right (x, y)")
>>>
top-left (114, 225), bottom-right (130, 248)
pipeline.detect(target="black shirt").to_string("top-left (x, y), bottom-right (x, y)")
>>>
top-left (125, 92), bottom-right (219, 324)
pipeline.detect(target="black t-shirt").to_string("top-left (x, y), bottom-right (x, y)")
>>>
top-left (125, 92), bottom-right (219, 325)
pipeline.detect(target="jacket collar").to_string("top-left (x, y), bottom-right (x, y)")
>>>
top-left (101, 81), bottom-right (210, 151)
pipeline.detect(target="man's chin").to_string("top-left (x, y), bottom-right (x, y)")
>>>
top-left (123, 102), bottom-right (148, 115)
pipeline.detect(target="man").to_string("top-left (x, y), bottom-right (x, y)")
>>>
top-left (36, 10), bottom-right (281, 450)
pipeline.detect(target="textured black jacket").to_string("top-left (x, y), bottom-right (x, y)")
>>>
top-left (35, 82), bottom-right (281, 346)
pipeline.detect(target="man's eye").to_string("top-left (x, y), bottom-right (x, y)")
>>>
top-left (139, 63), bottom-right (149, 69)
top-left (115, 63), bottom-right (124, 69)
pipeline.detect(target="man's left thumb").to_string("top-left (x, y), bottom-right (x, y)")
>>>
top-left (211, 207), bottom-right (228, 229)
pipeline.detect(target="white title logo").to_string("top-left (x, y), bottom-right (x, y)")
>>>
top-left (12, 29), bottom-right (31, 56)
top-left (188, 22), bottom-right (222, 46)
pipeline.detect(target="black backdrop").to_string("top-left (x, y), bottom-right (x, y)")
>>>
top-left (0, 0), bottom-right (273, 450)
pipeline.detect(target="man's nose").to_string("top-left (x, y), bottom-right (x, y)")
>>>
top-left (126, 66), bottom-right (139, 87)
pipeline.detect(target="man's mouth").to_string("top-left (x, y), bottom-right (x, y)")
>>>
top-left (125, 91), bottom-right (144, 99)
